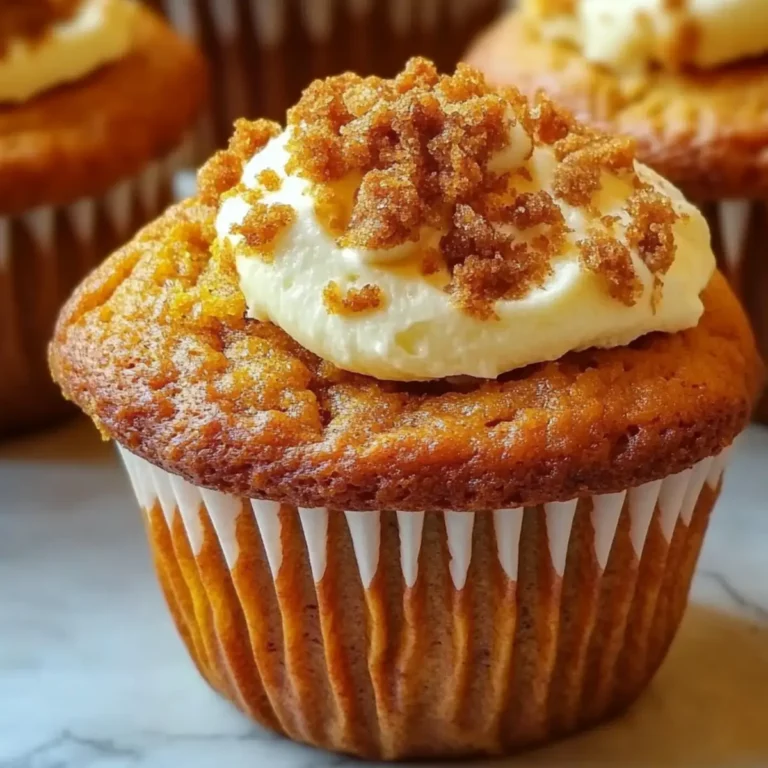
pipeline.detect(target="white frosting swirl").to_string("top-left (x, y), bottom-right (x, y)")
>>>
top-left (527, 0), bottom-right (768, 71)
top-left (216, 128), bottom-right (714, 382)
top-left (0, 0), bottom-right (137, 103)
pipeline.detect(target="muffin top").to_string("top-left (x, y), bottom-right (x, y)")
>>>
top-left (50, 60), bottom-right (762, 511)
top-left (0, 0), bottom-right (81, 50)
top-left (0, 0), bottom-right (138, 104)
top-left (524, 0), bottom-right (768, 72)
top-left (0, 5), bottom-right (206, 213)
top-left (467, 9), bottom-right (768, 197)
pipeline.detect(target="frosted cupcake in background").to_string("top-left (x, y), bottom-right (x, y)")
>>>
top-left (0, 0), bottom-right (207, 437)
top-left (145, 0), bottom-right (503, 150)
top-left (51, 60), bottom-right (761, 759)
top-left (466, 0), bottom-right (768, 422)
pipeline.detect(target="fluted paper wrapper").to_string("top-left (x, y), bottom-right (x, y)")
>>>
top-left (0, 139), bottom-right (192, 437)
top-left (119, 446), bottom-right (729, 760)
top-left (147, 0), bottom-right (503, 151)
top-left (700, 200), bottom-right (768, 423)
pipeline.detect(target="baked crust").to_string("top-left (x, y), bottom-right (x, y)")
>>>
top-left (49, 199), bottom-right (762, 511)
top-left (465, 13), bottom-right (768, 200)
top-left (0, 6), bottom-right (207, 215)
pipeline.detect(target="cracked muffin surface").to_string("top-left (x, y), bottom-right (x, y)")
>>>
top-left (50, 197), bottom-right (760, 510)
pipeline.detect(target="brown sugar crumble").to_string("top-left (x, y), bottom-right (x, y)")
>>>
top-left (257, 169), bottom-right (282, 192)
top-left (578, 232), bottom-right (643, 306)
top-left (233, 203), bottom-right (296, 263)
top-left (198, 119), bottom-right (280, 205)
top-left (323, 281), bottom-right (384, 315)
top-left (201, 58), bottom-right (681, 318)
top-left (626, 187), bottom-right (678, 276)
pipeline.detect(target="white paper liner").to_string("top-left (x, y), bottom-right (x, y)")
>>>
top-left (0, 136), bottom-right (193, 434)
top-left (700, 199), bottom-right (768, 422)
top-left (0, 135), bottom-right (192, 267)
top-left (152, 0), bottom-right (503, 152)
top-left (155, 0), bottom-right (502, 45)
top-left (120, 446), bottom-right (730, 591)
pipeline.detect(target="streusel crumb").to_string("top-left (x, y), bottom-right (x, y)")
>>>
top-left (323, 282), bottom-right (384, 315)
top-left (578, 232), bottom-right (643, 306)
top-left (205, 58), bottom-right (679, 317)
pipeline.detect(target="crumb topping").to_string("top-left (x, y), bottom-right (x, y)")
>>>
top-left (553, 132), bottom-right (636, 206)
top-left (257, 169), bottom-right (282, 192)
top-left (0, 0), bottom-right (81, 52)
top-left (323, 281), bottom-right (384, 315)
top-left (199, 119), bottom-right (280, 205)
top-left (626, 187), bottom-right (678, 276)
top-left (204, 58), bottom-right (683, 319)
top-left (233, 203), bottom-right (296, 263)
top-left (578, 232), bottom-right (642, 306)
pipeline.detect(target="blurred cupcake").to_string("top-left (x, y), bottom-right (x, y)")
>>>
top-left (0, 0), bottom-right (207, 436)
top-left (50, 60), bottom-right (761, 759)
top-left (466, 0), bottom-right (768, 421)
top-left (145, 0), bottom-right (503, 150)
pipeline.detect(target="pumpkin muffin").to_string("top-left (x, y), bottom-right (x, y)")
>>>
top-left (0, 0), bottom-right (207, 437)
top-left (144, 0), bottom-right (503, 151)
top-left (50, 59), bottom-right (761, 760)
top-left (466, 0), bottom-right (768, 422)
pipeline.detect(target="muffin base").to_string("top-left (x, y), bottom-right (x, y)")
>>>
top-left (700, 200), bottom-right (768, 423)
top-left (120, 447), bottom-right (728, 760)
top-left (0, 140), bottom-right (189, 437)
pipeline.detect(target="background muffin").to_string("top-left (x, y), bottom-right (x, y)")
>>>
top-left (466, 0), bottom-right (768, 421)
top-left (50, 61), bottom-right (761, 759)
top-left (144, 0), bottom-right (503, 151)
top-left (0, 0), bottom-right (207, 437)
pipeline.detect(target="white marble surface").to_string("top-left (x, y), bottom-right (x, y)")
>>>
top-left (1, 419), bottom-right (767, 768)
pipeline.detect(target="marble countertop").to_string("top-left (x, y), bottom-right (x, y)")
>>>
top-left (1, 419), bottom-right (767, 768)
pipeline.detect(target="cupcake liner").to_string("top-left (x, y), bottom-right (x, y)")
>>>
top-left (118, 445), bottom-right (729, 760)
top-left (148, 0), bottom-right (504, 151)
top-left (700, 200), bottom-right (768, 423)
top-left (0, 137), bottom-right (193, 437)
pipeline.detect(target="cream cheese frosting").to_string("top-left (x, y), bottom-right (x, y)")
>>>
top-left (211, 60), bottom-right (715, 382)
top-left (0, 0), bottom-right (137, 103)
top-left (525, 0), bottom-right (768, 72)
top-left (217, 130), bottom-right (712, 382)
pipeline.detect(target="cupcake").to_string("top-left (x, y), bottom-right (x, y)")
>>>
top-left (0, 0), bottom-right (207, 436)
top-left (50, 59), bottom-right (761, 760)
top-left (144, 0), bottom-right (503, 151)
top-left (465, 0), bottom-right (768, 422)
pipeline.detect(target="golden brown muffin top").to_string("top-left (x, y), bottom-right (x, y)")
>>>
top-left (201, 59), bottom-right (678, 321)
top-left (466, 13), bottom-right (768, 199)
top-left (0, 7), bottom-right (207, 214)
top-left (0, 0), bottom-right (81, 52)
top-left (50, 194), bottom-right (761, 510)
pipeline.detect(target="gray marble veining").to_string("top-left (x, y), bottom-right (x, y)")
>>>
top-left (1, 420), bottom-right (767, 768)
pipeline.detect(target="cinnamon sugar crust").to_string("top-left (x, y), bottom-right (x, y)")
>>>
top-left (0, 6), bottom-right (207, 215)
top-left (50, 199), bottom-right (762, 511)
top-left (203, 59), bottom-right (675, 319)
top-left (466, 13), bottom-right (768, 199)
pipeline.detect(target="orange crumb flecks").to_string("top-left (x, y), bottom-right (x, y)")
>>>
top-left (233, 203), bottom-right (296, 262)
top-left (626, 187), bottom-right (679, 276)
top-left (198, 119), bottom-right (281, 205)
top-left (553, 134), bottom-right (637, 207)
top-left (257, 169), bottom-right (282, 192)
top-left (228, 118), bottom-right (281, 163)
top-left (323, 282), bottom-right (384, 315)
top-left (578, 232), bottom-right (642, 307)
